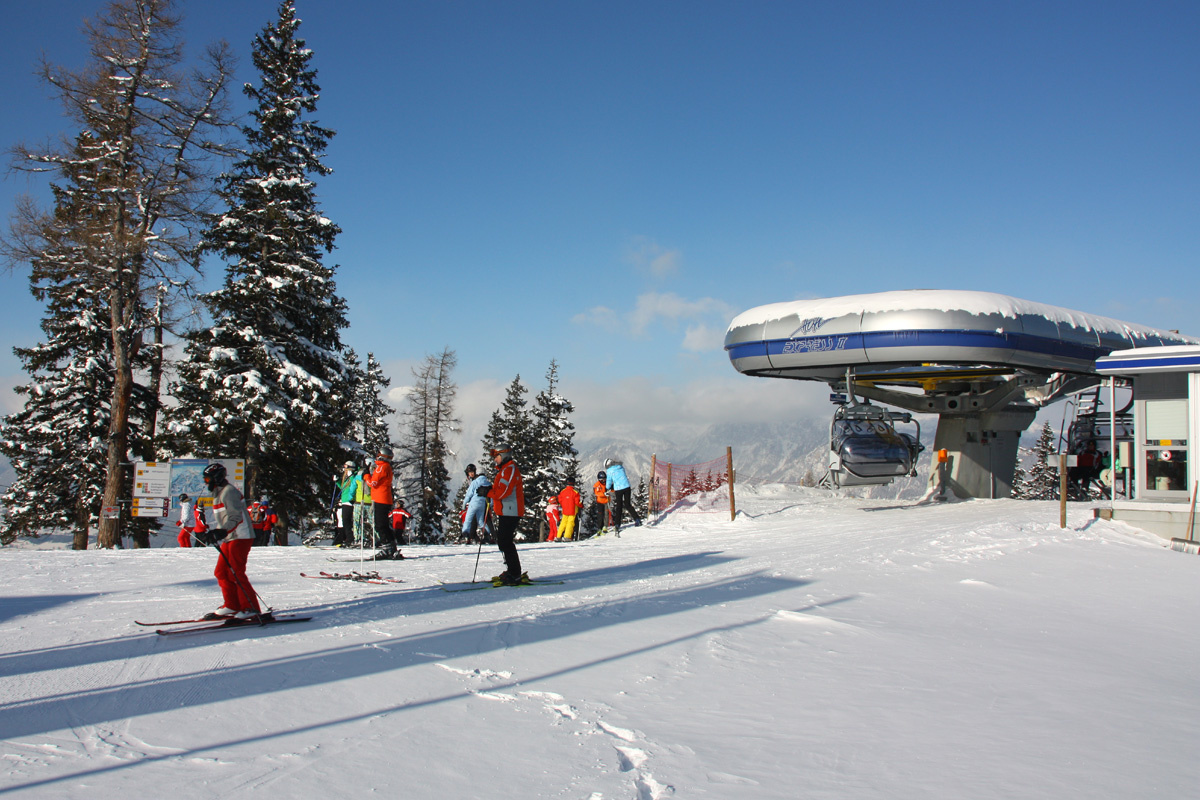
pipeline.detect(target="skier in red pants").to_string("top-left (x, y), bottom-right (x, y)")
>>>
top-left (202, 463), bottom-right (266, 621)
top-left (176, 494), bottom-right (194, 547)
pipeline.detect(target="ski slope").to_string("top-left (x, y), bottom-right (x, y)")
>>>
top-left (2, 486), bottom-right (1199, 799)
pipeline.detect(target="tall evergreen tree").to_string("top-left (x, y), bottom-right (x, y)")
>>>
top-left (1015, 422), bottom-right (1059, 500)
top-left (0, 275), bottom-right (112, 547)
top-left (347, 350), bottom-right (395, 457)
top-left (524, 360), bottom-right (579, 524)
top-left (4, 0), bottom-right (235, 547)
top-left (482, 375), bottom-right (532, 468)
top-left (397, 348), bottom-right (458, 543)
top-left (1009, 449), bottom-right (1029, 500)
top-left (167, 0), bottom-right (349, 533)
top-left (634, 476), bottom-right (649, 518)
top-left (0, 135), bottom-right (152, 547)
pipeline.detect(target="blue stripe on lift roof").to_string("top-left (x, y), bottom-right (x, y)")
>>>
top-left (1097, 355), bottom-right (1200, 372)
top-left (727, 329), bottom-right (1101, 362)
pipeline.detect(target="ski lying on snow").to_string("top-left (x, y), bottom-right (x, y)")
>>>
top-left (155, 615), bottom-right (312, 635)
top-left (438, 579), bottom-right (565, 592)
top-left (327, 554), bottom-right (417, 563)
top-left (301, 571), bottom-right (402, 584)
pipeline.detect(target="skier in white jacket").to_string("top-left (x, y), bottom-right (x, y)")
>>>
top-left (202, 463), bottom-right (266, 621)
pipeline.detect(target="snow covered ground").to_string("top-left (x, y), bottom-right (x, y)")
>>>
top-left (3, 486), bottom-right (1199, 799)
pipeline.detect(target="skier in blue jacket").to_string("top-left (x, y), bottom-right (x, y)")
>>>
top-left (604, 459), bottom-right (643, 531)
top-left (461, 463), bottom-right (493, 543)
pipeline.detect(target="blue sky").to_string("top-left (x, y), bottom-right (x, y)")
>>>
top-left (2, 1), bottom-right (1198, 451)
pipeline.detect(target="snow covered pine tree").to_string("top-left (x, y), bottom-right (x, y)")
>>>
top-left (3, 0), bottom-right (235, 548)
top-left (525, 360), bottom-right (580, 530)
top-left (167, 0), bottom-right (351, 535)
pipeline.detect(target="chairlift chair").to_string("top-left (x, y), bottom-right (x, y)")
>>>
top-left (828, 402), bottom-right (923, 488)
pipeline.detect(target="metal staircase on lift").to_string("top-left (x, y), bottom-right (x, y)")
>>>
top-left (1059, 382), bottom-right (1135, 497)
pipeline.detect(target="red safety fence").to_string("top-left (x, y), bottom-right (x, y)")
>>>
top-left (648, 449), bottom-right (736, 519)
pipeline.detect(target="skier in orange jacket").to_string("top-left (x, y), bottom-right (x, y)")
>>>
top-left (593, 472), bottom-right (611, 534)
top-left (487, 445), bottom-right (526, 584)
top-left (364, 446), bottom-right (400, 559)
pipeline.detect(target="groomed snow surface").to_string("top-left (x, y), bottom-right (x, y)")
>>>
top-left (3, 486), bottom-right (1199, 799)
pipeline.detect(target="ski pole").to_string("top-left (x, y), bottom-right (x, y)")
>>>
top-left (469, 499), bottom-right (490, 583)
top-left (471, 537), bottom-right (484, 583)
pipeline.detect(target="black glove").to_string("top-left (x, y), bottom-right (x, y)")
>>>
top-left (208, 528), bottom-right (227, 541)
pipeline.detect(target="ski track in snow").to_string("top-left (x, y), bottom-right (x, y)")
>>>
top-left (0, 488), bottom-right (1195, 799)
top-left (433, 653), bottom-right (678, 797)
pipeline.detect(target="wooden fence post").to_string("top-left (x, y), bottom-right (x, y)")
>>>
top-left (1059, 452), bottom-right (1069, 528)
top-left (727, 446), bottom-right (736, 521)
top-left (650, 453), bottom-right (657, 513)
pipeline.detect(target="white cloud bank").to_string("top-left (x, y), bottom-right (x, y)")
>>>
top-left (624, 235), bottom-right (682, 278)
top-left (445, 372), bottom-right (828, 448)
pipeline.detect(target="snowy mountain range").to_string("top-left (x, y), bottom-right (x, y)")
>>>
top-left (573, 417), bottom-right (935, 503)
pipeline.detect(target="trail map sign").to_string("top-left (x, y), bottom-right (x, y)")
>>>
top-left (130, 459), bottom-right (246, 519)
top-left (133, 462), bottom-right (171, 498)
top-left (132, 497), bottom-right (170, 518)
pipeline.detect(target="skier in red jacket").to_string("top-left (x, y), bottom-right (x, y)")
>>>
top-left (390, 500), bottom-right (413, 545)
top-left (545, 495), bottom-right (562, 542)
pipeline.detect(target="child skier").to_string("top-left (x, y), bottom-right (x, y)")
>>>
top-left (545, 495), bottom-right (562, 542)
top-left (593, 472), bottom-right (611, 534)
top-left (176, 494), bottom-right (194, 548)
top-left (391, 500), bottom-right (413, 545)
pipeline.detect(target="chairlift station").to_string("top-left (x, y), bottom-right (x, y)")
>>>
top-left (725, 290), bottom-right (1199, 499)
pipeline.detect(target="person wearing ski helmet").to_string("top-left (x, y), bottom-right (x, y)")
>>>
top-left (544, 494), bottom-right (562, 542)
top-left (604, 458), bottom-right (642, 531)
top-left (486, 445), bottom-right (526, 585)
top-left (333, 461), bottom-right (359, 547)
top-left (391, 498), bottom-right (413, 543)
top-left (364, 445), bottom-right (399, 559)
top-left (461, 463), bottom-right (493, 544)
top-left (260, 494), bottom-right (281, 546)
top-left (176, 493), bottom-right (194, 548)
top-left (202, 462), bottom-right (265, 621)
top-left (593, 472), bottom-right (610, 533)
top-left (247, 495), bottom-right (271, 547)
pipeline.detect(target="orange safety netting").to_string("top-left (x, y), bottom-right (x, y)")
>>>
top-left (649, 454), bottom-right (730, 513)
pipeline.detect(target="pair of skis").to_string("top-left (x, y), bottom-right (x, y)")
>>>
top-left (438, 578), bottom-right (565, 593)
top-left (136, 614), bottom-right (313, 636)
top-left (301, 570), bottom-right (402, 585)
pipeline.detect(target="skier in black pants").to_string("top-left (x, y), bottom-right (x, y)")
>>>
top-left (486, 445), bottom-right (526, 585)
top-left (604, 459), bottom-right (643, 531)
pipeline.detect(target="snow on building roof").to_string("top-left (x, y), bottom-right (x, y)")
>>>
top-left (728, 289), bottom-right (1196, 342)
top-left (1096, 344), bottom-right (1200, 374)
